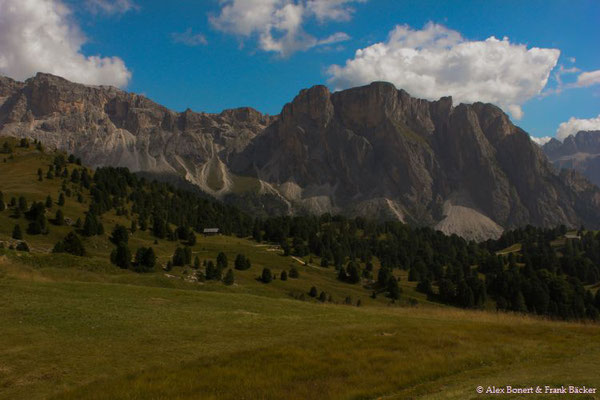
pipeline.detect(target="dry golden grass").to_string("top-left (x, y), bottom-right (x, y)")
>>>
top-left (1, 139), bottom-right (599, 399)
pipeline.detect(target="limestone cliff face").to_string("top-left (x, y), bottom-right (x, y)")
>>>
top-left (542, 131), bottom-right (600, 187)
top-left (1, 73), bottom-right (599, 240)
top-left (0, 73), bottom-right (273, 196)
top-left (232, 82), bottom-right (600, 239)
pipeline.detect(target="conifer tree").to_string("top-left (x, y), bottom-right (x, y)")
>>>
top-left (110, 224), bottom-right (129, 245)
top-left (134, 247), bottom-right (156, 272)
top-left (54, 209), bottom-right (65, 226)
top-left (205, 260), bottom-right (215, 279)
top-left (53, 232), bottom-right (86, 256)
top-left (346, 262), bottom-right (360, 284)
top-left (12, 224), bottom-right (23, 240)
top-left (187, 231), bottom-right (196, 246)
top-left (223, 269), bottom-right (235, 286)
top-left (261, 268), bottom-right (272, 283)
top-left (111, 243), bottom-right (132, 269)
top-left (234, 254), bottom-right (250, 270)
top-left (18, 196), bottom-right (27, 212)
top-left (83, 213), bottom-right (99, 236)
top-left (387, 276), bottom-right (400, 301)
top-left (217, 252), bottom-right (228, 269)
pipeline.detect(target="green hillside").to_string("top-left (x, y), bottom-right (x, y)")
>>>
top-left (1, 138), bottom-right (599, 399)
top-left (0, 137), bottom-right (434, 308)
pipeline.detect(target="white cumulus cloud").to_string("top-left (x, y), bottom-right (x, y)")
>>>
top-left (556, 115), bottom-right (600, 141)
top-left (576, 70), bottom-right (600, 87)
top-left (0, 0), bottom-right (131, 88)
top-left (327, 23), bottom-right (561, 120)
top-left (530, 136), bottom-right (552, 146)
top-left (306, 0), bottom-right (366, 22)
top-left (210, 0), bottom-right (360, 56)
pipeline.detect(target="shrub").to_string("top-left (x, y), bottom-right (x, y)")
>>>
top-left (309, 286), bottom-right (318, 297)
top-left (289, 267), bottom-right (299, 278)
top-left (16, 242), bottom-right (30, 252)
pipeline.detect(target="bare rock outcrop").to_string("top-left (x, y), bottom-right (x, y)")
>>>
top-left (2, 73), bottom-right (600, 239)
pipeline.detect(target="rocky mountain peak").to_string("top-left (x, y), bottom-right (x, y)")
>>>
top-left (2, 72), bottom-right (600, 240)
top-left (219, 107), bottom-right (267, 124)
top-left (281, 84), bottom-right (333, 128)
top-left (331, 82), bottom-right (401, 128)
top-left (0, 75), bottom-right (24, 97)
top-left (542, 130), bottom-right (600, 186)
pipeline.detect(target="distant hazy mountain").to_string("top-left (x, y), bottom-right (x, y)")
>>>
top-left (542, 130), bottom-right (600, 187)
top-left (2, 72), bottom-right (600, 240)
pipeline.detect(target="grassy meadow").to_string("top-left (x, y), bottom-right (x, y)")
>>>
top-left (0, 138), bottom-right (599, 399)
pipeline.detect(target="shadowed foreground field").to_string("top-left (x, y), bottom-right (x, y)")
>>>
top-left (1, 256), bottom-right (599, 400)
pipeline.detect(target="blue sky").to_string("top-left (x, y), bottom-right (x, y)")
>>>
top-left (1, 0), bottom-right (599, 140)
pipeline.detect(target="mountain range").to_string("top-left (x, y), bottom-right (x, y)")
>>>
top-left (2, 72), bottom-right (600, 240)
top-left (542, 130), bottom-right (600, 187)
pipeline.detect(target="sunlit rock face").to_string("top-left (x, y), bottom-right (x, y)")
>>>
top-left (2, 73), bottom-right (600, 240)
